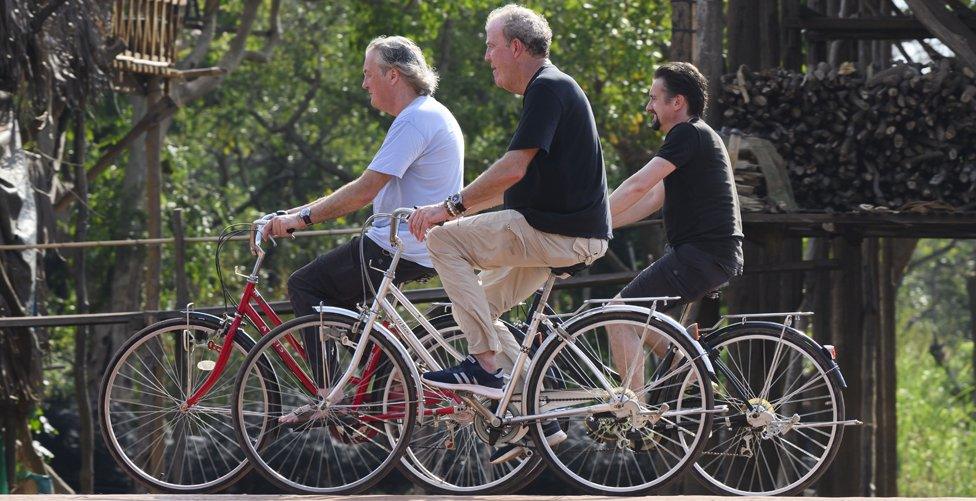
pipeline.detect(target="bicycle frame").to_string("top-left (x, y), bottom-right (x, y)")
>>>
top-left (318, 218), bottom-right (713, 433)
top-left (183, 249), bottom-right (312, 408)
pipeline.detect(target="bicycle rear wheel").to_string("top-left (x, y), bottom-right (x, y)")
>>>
top-left (232, 313), bottom-right (417, 494)
top-left (694, 323), bottom-right (845, 495)
top-left (525, 309), bottom-right (714, 495)
top-left (99, 317), bottom-right (274, 492)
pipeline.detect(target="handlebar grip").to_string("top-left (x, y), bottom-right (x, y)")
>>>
top-left (389, 207), bottom-right (415, 245)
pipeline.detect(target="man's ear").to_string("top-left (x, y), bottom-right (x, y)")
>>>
top-left (387, 67), bottom-right (400, 84)
top-left (672, 93), bottom-right (686, 111)
top-left (510, 37), bottom-right (525, 59)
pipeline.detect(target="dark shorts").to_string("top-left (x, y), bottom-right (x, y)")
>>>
top-left (620, 242), bottom-right (742, 308)
top-left (287, 236), bottom-right (435, 316)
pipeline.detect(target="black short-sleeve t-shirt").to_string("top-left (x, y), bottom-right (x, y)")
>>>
top-left (505, 64), bottom-right (612, 240)
top-left (656, 118), bottom-right (744, 259)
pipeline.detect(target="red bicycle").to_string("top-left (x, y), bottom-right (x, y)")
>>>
top-left (98, 220), bottom-right (309, 492)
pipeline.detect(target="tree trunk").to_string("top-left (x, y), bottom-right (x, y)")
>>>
top-left (71, 106), bottom-right (94, 493)
top-left (696, 0), bottom-right (725, 124)
top-left (670, 0), bottom-right (696, 62)
top-left (88, 94), bottom-right (149, 390)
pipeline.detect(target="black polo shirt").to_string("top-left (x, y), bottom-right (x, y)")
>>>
top-left (505, 64), bottom-right (612, 240)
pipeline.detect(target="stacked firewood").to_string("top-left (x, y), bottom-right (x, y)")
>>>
top-left (718, 59), bottom-right (976, 211)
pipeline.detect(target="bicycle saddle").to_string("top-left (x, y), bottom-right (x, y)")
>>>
top-left (551, 262), bottom-right (590, 278)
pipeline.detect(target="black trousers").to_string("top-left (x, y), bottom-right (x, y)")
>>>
top-left (620, 242), bottom-right (741, 310)
top-left (287, 236), bottom-right (435, 388)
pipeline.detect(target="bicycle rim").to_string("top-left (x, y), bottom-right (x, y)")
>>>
top-left (526, 311), bottom-right (714, 495)
top-left (99, 319), bottom-right (259, 492)
top-left (695, 329), bottom-right (844, 495)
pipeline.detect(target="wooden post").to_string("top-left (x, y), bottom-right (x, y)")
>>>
top-left (807, 0), bottom-right (828, 68)
top-left (144, 78), bottom-right (163, 323)
top-left (819, 234), bottom-right (865, 496)
top-left (171, 208), bottom-right (190, 308)
top-left (877, 238), bottom-right (898, 496)
top-left (727, 0), bottom-right (762, 70)
top-left (782, 0), bottom-right (804, 70)
top-left (860, 238), bottom-right (881, 495)
top-left (758, 0), bottom-right (781, 69)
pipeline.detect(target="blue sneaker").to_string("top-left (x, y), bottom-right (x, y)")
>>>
top-left (422, 355), bottom-right (504, 399)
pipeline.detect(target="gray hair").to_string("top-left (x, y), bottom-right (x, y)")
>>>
top-left (486, 4), bottom-right (552, 58)
top-left (366, 36), bottom-right (439, 96)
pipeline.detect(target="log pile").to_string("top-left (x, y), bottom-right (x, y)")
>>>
top-left (718, 59), bottom-right (976, 211)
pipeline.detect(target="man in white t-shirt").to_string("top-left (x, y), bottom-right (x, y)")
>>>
top-left (262, 36), bottom-right (463, 388)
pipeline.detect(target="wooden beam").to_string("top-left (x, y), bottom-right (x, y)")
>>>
top-left (786, 14), bottom-right (976, 40)
top-left (904, 0), bottom-right (976, 70)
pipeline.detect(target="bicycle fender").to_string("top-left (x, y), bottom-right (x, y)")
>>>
top-left (705, 321), bottom-right (848, 388)
top-left (312, 306), bottom-right (425, 414)
top-left (168, 310), bottom-right (226, 325)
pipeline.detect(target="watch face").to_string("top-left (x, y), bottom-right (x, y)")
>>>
top-left (450, 194), bottom-right (462, 204)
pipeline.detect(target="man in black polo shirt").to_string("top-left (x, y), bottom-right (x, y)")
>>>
top-left (408, 3), bottom-right (610, 461)
top-left (608, 62), bottom-right (743, 386)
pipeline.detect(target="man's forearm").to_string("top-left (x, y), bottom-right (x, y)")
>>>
top-left (458, 149), bottom-right (535, 209)
top-left (465, 194), bottom-right (505, 215)
top-left (612, 182), bottom-right (664, 228)
top-left (282, 176), bottom-right (375, 226)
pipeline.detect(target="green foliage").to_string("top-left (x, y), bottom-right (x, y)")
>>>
top-left (896, 239), bottom-right (976, 496)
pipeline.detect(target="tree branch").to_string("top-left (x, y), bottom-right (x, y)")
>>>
top-left (250, 109), bottom-right (353, 183)
top-left (176, 0), bottom-right (264, 105)
top-left (906, 239), bottom-right (957, 275)
top-left (30, 0), bottom-right (71, 33)
top-left (904, 0), bottom-right (976, 70)
top-left (180, 0), bottom-right (221, 69)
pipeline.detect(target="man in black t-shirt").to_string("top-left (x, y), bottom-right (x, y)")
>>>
top-left (408, 4), bottom-right (610, 462)
top-left (608, 62), bottom-right (743, 386)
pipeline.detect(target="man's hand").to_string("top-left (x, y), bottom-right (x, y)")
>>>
top-left (265, 213), bottom-right (304, 241)
top-left (409, 203), bottom-right (451, 241)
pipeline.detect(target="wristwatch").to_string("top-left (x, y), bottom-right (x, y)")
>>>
top-left (445, 193), bottom-right (466, 216)
top-left (299, 207), bottom-right (313, 227)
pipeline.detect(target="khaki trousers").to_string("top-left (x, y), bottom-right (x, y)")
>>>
top-left (426, 210), bottom-right (608, 372)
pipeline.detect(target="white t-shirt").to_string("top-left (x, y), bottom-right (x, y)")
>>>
top-left (365, 95), bottom-right (464, 268)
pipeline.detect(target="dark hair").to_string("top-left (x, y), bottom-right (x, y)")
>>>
top-left (654, 62), bottom-right (708, 117)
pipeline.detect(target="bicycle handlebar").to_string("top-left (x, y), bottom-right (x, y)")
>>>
top-left (388, 207), bottom-right (415, 246)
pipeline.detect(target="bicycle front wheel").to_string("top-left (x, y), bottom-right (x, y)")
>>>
top-left (525, 310), bottom-right (714, 495)
top-left (99, 317), bottom-right (271, 492)
top-left (232, 313), bottom-right (417, 494)
top-left (694, 323), bottom-right (845, 496)
top-left (399, 316), bottom-right (543, 494)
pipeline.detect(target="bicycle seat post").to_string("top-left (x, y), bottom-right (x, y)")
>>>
top-left (524, 274), bottom-right (558, 344)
